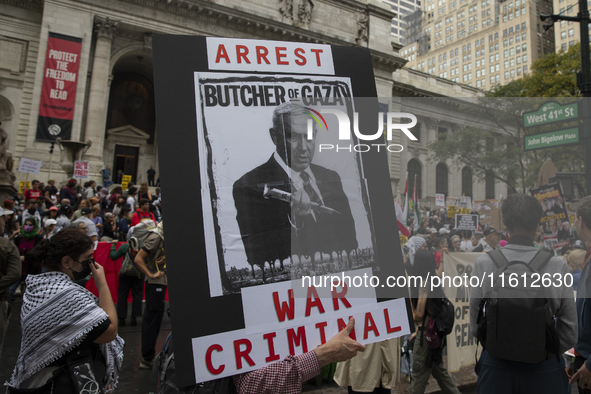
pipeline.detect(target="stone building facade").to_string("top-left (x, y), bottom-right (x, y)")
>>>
top-left (0, 0), bottom-right (506, 206)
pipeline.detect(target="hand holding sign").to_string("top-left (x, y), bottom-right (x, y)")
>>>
top-left (313, 317), bottom-right (365, 367)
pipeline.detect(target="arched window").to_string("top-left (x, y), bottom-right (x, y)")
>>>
top-left (407, 159), bottom-right (422, 199)
top-left (106, 72), bottom-right (156, 144)
top-left (485, 170), bottom-right (495, 199)
top-left (436, 163), bottom-right (449, 197)
top-left (462, 167), bottom-right (473, 198)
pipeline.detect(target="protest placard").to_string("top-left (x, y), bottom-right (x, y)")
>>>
top-left (153, 35), bottom-right (411, 385)
top-left (17, 158), bottom-right (42, 175)
top-left (73, 161), bottom-right (89, 178)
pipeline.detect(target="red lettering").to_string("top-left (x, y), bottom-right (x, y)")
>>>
top-left (236, 45), bottom-right (251, 64)
top-left (331, 282), bottom-right (352, 311)
top-left (364, 312), bottom-right (380, 339)
top-left (305, 286), bottom-right (325, 317)
top-left (272, 289), bottom-right (295, 322)
top-left (256, 46), bottom-right (270, 64)
top-left (310, 48), bottom-right (323, 66)
top-left (276, 47), bottom-right (289, 65)
top-left (337, 317), bottom-right (356, 340)
top-left (205, 344), bottom-right (225, 375)
top-left (263, 332), bottom-right (280, 362)
top-left (215, 44), bottom-right (231, 64)
top-left (384, 308), bottom-right (402, 334)
top-left (294, 48), bottom-right (306, 66)
top-left (315, 321), bottom-right (328, 344)
top-left (287, 326), bottom-right (308, 355)
top-left (233, 339), bottom-right (255, 369)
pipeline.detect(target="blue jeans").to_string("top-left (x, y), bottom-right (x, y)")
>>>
top-left (8, 274), bottom-right (26, 302)
top-left (476, 350), bottom-right (568, 394)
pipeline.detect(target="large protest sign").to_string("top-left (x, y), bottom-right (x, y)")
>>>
top-left (153, 36), bottom-right (410, 385)
top-left (443, 252), bottom-right (482, 372)
top-left (530, 182), bottom-right (571, 243)
top-left (455, 214), bottom-right (479, 231)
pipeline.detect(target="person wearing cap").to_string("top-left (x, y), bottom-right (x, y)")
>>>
top-left (427, 227), bottom-right (438, 248)
top-left (0, 207), bottom-right (21, 360)
top-left (573, 240), bottom-right (587, 251)
top-left (42, 205), bottom-right (59, 227)
top-left (472, 227), bottom-right (501, 253)
top-left (43, 218), bottom-right (57, 239)
top-left (72, 207), bottom-right (98, 242)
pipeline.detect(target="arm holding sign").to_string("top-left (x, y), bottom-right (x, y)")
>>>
top-left (233, 318), bottom-right (364, 394)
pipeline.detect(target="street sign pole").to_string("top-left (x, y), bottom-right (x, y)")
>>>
top-left (541, 1), bottom-right (591, 195)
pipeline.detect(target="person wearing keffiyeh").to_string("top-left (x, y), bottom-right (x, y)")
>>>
top-left (7, 228), bottom-right (124, 393)
top-left (404, 236), bottom-right (427, 267)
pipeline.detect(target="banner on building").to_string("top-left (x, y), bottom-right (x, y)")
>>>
top-left (530, 182), bottom-right (571, 242)
top-left (74, 161), bottom-right (89, 178)
top-left (443, 252), bottom-right (482, 372)
top-left (18, 158), bottom-right (42, 174)
top-left (36, 32), bottom-right (82, 142)
top-left (455, 214), bottom-right (479, 230)
top-left (435, 193), bottom-right (445, 206)
top-left (152, 36), bottom-right (410, 386)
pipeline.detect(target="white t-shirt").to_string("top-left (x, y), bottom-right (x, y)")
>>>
top-left (126, 196), bottom-right (136, 209)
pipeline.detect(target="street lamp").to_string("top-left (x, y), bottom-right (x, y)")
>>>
top-left (539, 5), bottom-right (591, 195)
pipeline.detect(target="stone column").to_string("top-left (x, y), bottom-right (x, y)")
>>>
top-left (84, 16), bottom-right (119, 165)
top-left (425, 117), bottom-right (439, 200)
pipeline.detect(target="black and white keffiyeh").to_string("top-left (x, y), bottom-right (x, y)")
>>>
top-left (9, 271), bottom-right (124, 392)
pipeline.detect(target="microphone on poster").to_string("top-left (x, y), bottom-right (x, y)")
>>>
top-left (262, 184), bottom-right (341, 215)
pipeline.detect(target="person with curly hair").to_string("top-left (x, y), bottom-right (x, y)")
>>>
top-left (7, 228), bottom-right (124, 393)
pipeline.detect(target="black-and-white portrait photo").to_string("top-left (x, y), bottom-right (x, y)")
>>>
top-left (194, 73), bottom-right (378, 296)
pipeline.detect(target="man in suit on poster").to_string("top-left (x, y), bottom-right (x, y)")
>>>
top-left (232, 102), bottom-right (358, 282)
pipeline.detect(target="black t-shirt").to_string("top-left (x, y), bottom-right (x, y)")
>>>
top-left (103, 222), bottom-right (116, 238)
top-left (45, 185), bottom-right (58, 197)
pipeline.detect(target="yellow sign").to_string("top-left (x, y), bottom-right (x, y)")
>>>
top-left (459, 208), bottom-right (471, 214)
top-left (447, 205), bottom-right (457, 218)
top-left (19, 181), bottom-right (30, 195)
top-left (121, 175), bottom-right (132, 190)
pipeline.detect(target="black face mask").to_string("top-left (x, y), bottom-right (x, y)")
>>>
top-left (70, 258), bottom-right (94, 280)
top-left (28, 208), bottom-right (36, 215)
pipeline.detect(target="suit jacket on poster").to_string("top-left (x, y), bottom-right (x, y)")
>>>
top-left (233, 155), bottom-right (358, 268)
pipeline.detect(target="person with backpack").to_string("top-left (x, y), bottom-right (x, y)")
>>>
top-left (112, 239), bottom-right (143, 327)
top-left (409, 249), bottom-right (460, 394)
top-left (569, 195), bottom-right (591, 393)
top-left (469, 193), bottom-right (577, 394)
top-left (131, 221), bottom-right (165, 370)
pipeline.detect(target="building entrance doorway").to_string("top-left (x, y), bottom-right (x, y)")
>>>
top-left (114, 145), bottom-right (139, 183)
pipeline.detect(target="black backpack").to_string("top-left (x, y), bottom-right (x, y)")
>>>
top-left (435, 296), bottom-right (455, 337)
top-left (477, 249), bottom-right (559, 364)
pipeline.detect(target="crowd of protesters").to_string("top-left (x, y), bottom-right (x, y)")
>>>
top-left (0, 176), bottom-right (166, 385)
top-left (3, 176), bottom-right (591, 394)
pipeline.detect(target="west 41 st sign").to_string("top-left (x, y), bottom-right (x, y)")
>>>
top-left (523, 101), bottom-right (578, 128)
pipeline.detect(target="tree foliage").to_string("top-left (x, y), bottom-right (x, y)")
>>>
top-left (429, 44), bottom-right (585, 194)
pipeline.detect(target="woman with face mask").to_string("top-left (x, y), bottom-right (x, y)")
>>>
top-left (7, 228), bottom-right (124, 393)
top-left (7, 217), bottom-right (44, 302)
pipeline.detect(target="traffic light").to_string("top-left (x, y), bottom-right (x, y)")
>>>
top-left (49, 142), bottom-right (54, 154)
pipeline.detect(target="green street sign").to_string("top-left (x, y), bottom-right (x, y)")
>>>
top-left (522, 101), bottom-right (579, 128)
top-left (524, 127), bottom-right (580, 151)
